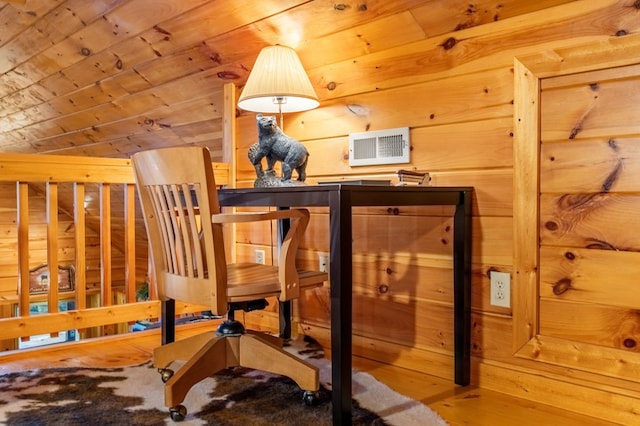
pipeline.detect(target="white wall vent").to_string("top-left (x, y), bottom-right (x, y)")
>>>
top-left (349, 127), bottom-right (410, 166)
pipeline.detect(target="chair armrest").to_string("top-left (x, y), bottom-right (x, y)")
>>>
top-left (211, 208), bottom-right (310, 300)
top-left (211, 209), bottom-right (308, 224)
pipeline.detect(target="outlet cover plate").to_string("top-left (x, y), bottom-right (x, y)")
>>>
top-left (490, 271), bottom-right (510, 308)
top-left (318, 253), bottom-right (328, 273)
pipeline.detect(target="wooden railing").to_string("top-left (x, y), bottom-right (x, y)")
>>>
top-left (0, 153), bottom-right (228, 347)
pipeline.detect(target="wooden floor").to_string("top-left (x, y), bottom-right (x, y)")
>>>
top-left (0, 322), bottom-right (618, 426)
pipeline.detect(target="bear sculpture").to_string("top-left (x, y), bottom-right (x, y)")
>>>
top-left (249, 113), bottom-right (309, 183)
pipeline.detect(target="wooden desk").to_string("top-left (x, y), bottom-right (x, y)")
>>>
top-left (217, 184), bottom-right (473, 425)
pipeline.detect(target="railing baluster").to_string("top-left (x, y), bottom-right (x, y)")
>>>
top-left (74, 183), bottom-right (87, 311)
top-left (16, 182), bottom-right (30, 318)
top-left (100, 183), bottom-right (112, 308)
top-left (124, 183), bottom-right (136, 303)
top-left (46, 182), bottom-right (59, 323)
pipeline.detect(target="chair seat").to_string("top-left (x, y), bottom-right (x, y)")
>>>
top-left (226, 263), bottom-right (326, 302)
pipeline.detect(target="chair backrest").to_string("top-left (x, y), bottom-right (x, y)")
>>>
top-left (132, 146), bottom-right (228, 315)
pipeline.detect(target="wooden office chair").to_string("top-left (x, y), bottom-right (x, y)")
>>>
top-left (132, 146), bottom-right (327, 421)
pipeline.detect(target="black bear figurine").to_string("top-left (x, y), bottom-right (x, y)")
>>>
top-left (250, 113), bottom-right (309, 182)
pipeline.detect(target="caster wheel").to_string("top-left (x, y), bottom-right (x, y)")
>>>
top-left (158, 368), bottom-right (174, 383)
top-left (302, 390), bottom-right (320, 406)
top-left (169, 405), bottom-right (187, 421)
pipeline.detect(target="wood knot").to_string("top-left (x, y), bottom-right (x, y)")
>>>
top-left (217, 71), bottom-right (239, 80)
top-left (115, 59), bottom-right (123, 70)
top-left (616, 29), bottom-right (628, 36)
top-left (441, 37), bottom-right (457, 50)
top-left (334, 4), bottom-right (349, 11)
top-left (635, 0), bottom-right (640, 9)
top-left (544, 221), bottom-right (558, 231)
top-left (327, 81), bottom-right (337, 91)
top-left (568, 124), bottom-right (581, 139)
top-left (586, 238), bottom-right (617, 250)
top-left (564, 251), bottom-right (575, 260)
top-left (601, 160), bottom-right (623, 192)
top-left (80, 47), bottom-right (91, 56)
top-left (623, 338), bottom-right (637, 348)
top-left (558, 193), bottom-right (599, 210)
top-left (377, 284), bottom-right (389, 294)
top-left (385, 268), bottom-right (393, 275)
top-left (153, 25), bottom-right (171, 36)
top-left (358, 4), bottom-right (367, 11)
top-left (386, 207), bottom-right (399, 215)
top-left (552, 278), bottom-right (572, 295)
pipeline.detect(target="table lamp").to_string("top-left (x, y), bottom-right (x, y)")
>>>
top-left (237, 45), bottom-right (319, 128)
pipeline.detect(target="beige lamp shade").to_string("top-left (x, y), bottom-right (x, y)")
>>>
top-left (237, 45), bottom-right (319, 113)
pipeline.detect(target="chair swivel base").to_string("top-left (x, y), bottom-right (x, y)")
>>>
top-left (153, 329), bottom-right (320, 421)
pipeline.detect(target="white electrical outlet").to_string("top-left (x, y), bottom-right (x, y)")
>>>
top-left (490, 271), bottom-right (511, 308)
top-left (255, 249), bottom-right (265, 265)
top-left (318, 253), bottom-right (328, 272)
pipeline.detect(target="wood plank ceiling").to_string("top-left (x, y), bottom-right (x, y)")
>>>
top-left (0, 0), bottom-right (577, 159)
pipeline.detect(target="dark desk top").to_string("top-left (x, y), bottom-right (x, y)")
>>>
top-left (218, 184), bottom-right (473, 207)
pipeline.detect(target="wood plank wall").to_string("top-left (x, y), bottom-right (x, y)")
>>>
top-left (233, 1), bottom-right (640, 423)
top-left (511, 37), bottom-right (640, 423)
top-left (539, 65), bottom-right (640, 355)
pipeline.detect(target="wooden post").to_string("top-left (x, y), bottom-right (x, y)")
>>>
top-left (512, 58), bottom-right (541, 353)
top-left (223, 83), bottom-right (238, 262)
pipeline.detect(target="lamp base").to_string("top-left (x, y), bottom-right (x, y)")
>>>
top-left (253, 169), bottom-right (307, 188)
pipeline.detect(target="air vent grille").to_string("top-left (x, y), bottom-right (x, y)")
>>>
top-left (349, 127), bottom-right (410, 166)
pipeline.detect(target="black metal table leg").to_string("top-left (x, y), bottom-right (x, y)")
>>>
top-left (453, 190), bottom-right (472, 386)
top-left (330, 189), bottom-right (353, 425)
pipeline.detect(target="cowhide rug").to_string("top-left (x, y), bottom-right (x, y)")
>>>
top-left (0, 337), bottom-right (448, 425)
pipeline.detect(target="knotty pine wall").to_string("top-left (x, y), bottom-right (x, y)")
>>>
top-left (232, 1), bottom-right (640, 422)
top-left (539, 66), bottom-right (640, 353)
